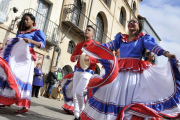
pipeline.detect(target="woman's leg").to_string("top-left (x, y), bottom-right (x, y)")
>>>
top-left (32, 85), bottom-right (36, 97)
top-left (35, 86), bottom-right (40, 98)
top-left (46, 84), bottom-right (51, 93)
top-left (49, 84), bottom-right (54, 94)
top-left (49, 84), bottom-right (54, 99)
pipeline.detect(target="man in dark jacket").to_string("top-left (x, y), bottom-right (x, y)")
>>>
top-left (45, 66), bottom-right (57, 99)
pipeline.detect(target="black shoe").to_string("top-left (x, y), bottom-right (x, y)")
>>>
top-left (35, 96), bottom-right (38, 98)
top-left (74, 117), bottom-right (80, 120)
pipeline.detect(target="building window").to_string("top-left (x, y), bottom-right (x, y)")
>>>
top-left (67, 40), bottom-right (75, 54)
top-left (103, 0), bottom-right (108, 5)
top-left (0, 0), bottom-right (10, 13)
top-left (71, 0), bottom-right (81, 26)
top-left (95, 13), bottom-right (104, 43)
top-left (133, 2), bottom-right (136, 14)
top-left (0, 0), bottom-right (11, 23)
top-left (36, 0), bottom-right (50, 31)
top-left (119, 7), bottom-right (126, 28)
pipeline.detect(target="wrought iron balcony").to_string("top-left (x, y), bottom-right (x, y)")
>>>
top-left (11, 8), bottom-right (59, 46)
top-left (62, 4), bottom-right (111, 43)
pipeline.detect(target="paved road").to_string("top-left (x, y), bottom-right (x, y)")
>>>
top-left (0, 96), bottom-right (74, 120)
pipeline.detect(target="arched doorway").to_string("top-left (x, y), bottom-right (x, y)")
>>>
top-left (62, 65), bottom-right (73, 77)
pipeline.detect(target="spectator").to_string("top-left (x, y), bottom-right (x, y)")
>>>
top-left (145, 52), bottom-right (155, 64)
top-left (45, 66), bottom-right (57, 99)
top-left (57, 68), bottom-right (63, 84)
top-left (57, 85), bottom-right (63, 101)
top-left (32, 63), bottom-right (43, 98)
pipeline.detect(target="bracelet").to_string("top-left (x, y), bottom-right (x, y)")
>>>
top-left (163, 51), bottom-right (169, 57)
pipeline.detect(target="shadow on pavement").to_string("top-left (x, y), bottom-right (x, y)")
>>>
top-left (0, 107), bottom-right (63, 120)
top-left (0, 99), bottom-right (73, 120)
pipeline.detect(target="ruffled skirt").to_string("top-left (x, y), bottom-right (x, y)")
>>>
top-left (61, 73), bottom-right (74, 114)
top-left (0, 38), bottom-right (34, 109)
top-left (80, 42), bottom-right (180, 120)
top-left (81, 59), bottom-right (180, 120)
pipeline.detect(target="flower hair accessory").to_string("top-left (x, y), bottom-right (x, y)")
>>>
top-left (34, 23), bottom-right (36, 26)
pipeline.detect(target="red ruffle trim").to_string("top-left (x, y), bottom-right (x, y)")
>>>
top-left (118, 59), bottom-right (151, 73)
top-left (63, 73), bottom-right (74, 79)
top-left (29, 47), bottom-right (37, 61)
top-left (62, 103), bottom-right (74, 115)
top-left (121, 32), bottom-right (147, 43)
top-left (81, 111), bottom-right (95, 120)
top-left (19, 29), bottom-right (38, 34)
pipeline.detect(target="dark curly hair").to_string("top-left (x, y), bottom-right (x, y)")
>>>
top-left (18, 13), bottom-right (36, 31)
top-left (134, 18), bottom-right (143, 36)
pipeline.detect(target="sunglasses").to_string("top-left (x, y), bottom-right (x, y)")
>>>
top-left (128, 20), bottom-right (139, 24)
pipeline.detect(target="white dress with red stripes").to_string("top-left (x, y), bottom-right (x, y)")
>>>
top-left (80, 33), bottom-right (180, 120)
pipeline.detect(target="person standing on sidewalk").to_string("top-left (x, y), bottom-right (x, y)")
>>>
top-left (32, 63), bottom-right (44, 98)
top-left (45, 66), bottom-right (57, 99)
top-left (57, 68), bottom-right (63, 84)
top-left (70, 25), bottom-right (99, 120)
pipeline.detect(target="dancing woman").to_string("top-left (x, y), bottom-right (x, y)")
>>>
top-left (80, 18), bottom-right (180, 120)
top-left (0, 13), bottom-right (46, 113)
top-left (144, 52), bottom-right (156, 65)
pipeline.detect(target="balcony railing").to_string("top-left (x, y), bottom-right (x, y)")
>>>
top-left (62, 4), bottom-right (111, 43)
top-left (22, 8), bottom-right (59, 46)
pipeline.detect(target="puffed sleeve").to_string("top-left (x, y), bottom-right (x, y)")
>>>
top-left (101, 33), bottom-right (121, 51)
top-left (34, 30), bottom-right (46, 49)
top-left (16, 31), bottom-right (19, 37)
top-left (143, 35), bottom-right (165, 56)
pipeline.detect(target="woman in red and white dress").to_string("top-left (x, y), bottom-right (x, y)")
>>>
top-left (80, 18), bottom-right (180, 120)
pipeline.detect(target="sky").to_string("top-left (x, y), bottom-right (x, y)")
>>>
top-left (139, 0), bottom-right (180, 66)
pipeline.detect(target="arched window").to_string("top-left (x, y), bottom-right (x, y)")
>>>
top-left (67, 41), bottom-right (75, 54)
top-left (133, 2), bottom-right (136, 14)
top-left (95, 13), bottom-right (104, 43)
top-left (119, 7), bottom-right (126, 28)
top-left (62, 65), bottom-right (73, 77)
top-left (71, 0), bottom-right (81, 26)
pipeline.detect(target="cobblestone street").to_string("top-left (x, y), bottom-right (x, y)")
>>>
top-left (0, 96), bottom-right (74, 120)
